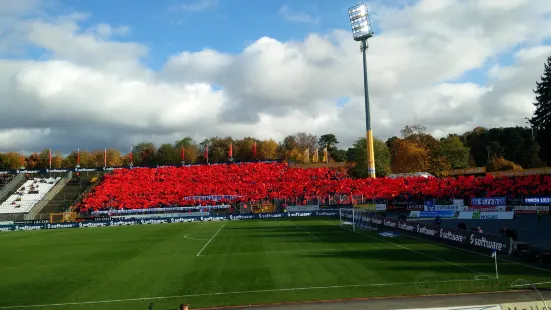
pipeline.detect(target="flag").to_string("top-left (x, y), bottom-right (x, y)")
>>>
top-left (104, 148), bottom-right (107, 167)
top-left (48, 149), bottom-right (52, 169)
top-left (303, 148), bottom-right (310, 163)
top-left (181, 147), bottom-right (185, 162)
top-left (77, 148), bottom-right (80, 166)
top-left (129, 146), bottom-right (133, 164)
top-left (322, 147), bottom-right (328, 163)
top-left (312, 149), bottom-right (319, 163)
top-left (491, 250), bottom-right (496, 258)
top-left (228, 143), bottom-right (233, 158)
top-left (204, 146), bottom-right (209, 162)
top-left (253, 141), bottom-right (257, 158)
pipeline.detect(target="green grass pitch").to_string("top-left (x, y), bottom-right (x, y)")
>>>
top-left (0, 218), bottom-right (549, 310)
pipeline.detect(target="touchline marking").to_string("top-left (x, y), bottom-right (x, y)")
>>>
top-left (510, 281), bottom-right (551, 287)
top-left (325, 221), bottom-right (490, 278)
top-left (293, 223), bottom-right (317, 238)
top-left (200, 248), bottom-right (352, 257)
top-left (196, 224), bottom-right (225, 257)
top-left (0, 279), bottom-right (485, 309)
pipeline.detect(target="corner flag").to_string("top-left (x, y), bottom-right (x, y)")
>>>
top-left (492, 250), bottom-right (498, 279)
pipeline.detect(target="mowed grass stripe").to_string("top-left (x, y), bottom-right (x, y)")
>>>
top-left (0, 218), bottom-right (549, 310)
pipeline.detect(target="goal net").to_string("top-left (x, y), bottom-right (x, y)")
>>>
top-left (339, 209), bottom-right (378, 231)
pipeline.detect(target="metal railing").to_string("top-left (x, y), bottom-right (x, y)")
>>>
top-left (0, 174), bottom-right (24, 202)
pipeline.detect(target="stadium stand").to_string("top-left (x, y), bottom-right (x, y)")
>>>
top-left (0, 174), bottom-right (15, 190)
top-left (0, 177), bottom-right (61, 214)
top-left (80, 163), bottom-right (551, 211)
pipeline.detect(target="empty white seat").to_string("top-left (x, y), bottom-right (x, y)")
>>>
top-left (0, 177), bottom-right (61, 214)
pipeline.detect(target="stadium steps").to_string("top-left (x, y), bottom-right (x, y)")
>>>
top-left (0, 175), bottom-right (27, 204)
top-left (37, 177), bottom-right (94, 215)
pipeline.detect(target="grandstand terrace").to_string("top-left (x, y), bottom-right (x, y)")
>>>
top-left (79, 162), bottom-right (551, 211)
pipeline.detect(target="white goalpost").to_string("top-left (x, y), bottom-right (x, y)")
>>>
top-left (339, 208), bottom-right (378, 231)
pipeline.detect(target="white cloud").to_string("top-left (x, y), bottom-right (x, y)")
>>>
top-left (0, 0), bottom-right (551, 153)
top-left (279, 5), bottom-right (320, 24)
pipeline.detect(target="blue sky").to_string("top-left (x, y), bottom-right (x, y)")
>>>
top-left (48, 0), bottom-right (359, 69)
top-left (2, 0), bottom-right (550, 152)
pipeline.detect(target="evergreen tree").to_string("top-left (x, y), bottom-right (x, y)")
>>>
top-left (529, 56), bottom-right (551, 165)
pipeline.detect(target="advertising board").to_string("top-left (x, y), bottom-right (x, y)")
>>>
top-left (458, 211), bottom-right (514, 220)
top-left (286, 205), bottom-right (320, 212)
top-left (468, 206), bottom-right (506, 212)
top-left (409, 211), bottom-right (456, 218)
top-left (513, 205), bottom-right (550, 214)
top-left (375, 204), bottom-right (387, 211)
top-left (470, 197), bottom-right (506, 206)
top-left (343, 213), bottom-right (512, 255)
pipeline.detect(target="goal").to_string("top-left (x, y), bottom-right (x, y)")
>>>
top-left (339, 208), bottom-right (378, 231)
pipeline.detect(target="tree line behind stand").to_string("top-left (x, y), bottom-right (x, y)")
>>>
top-left (0, 125), bottom-right (545, 178)
top-left (1, 56), bottom-right (550, 178)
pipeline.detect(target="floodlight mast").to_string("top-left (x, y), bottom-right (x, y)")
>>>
top-left (349, 3), bottom-right (376, 178)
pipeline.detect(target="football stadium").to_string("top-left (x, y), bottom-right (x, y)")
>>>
top-left (2, 1), bottom-right (551, 310)
top-left (1, 162), bottom-right (551, 309)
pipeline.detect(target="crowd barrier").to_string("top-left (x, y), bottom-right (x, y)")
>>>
top-left (0, 209), bottom-right (340, 232)
top-left (350, 213), bottom-right (514, 255)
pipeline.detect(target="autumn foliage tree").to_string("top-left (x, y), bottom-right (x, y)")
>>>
top-left (390, 138), bottom-right (431, 173)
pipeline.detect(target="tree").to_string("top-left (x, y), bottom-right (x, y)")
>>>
top-left (435, 135), bottom-right (470, 169)
top-left (26, 153), bottom-right (41, 169)
top-left (318, 134), bottom-right (346, 162)
top-left (400, 125), bottom-right (427, 139)
top-left (157, 144), bottom-right (178, 165)
top-left (285, 132), bottom-right (317, 152)
top-left (132, 142), bottom-right (157, 166)
top-left (487, 157), bottom-right (523, 172)
top-left (347, 137), bottom-right (391, 178)
top-left (174, 137), bottom-right (199, 164)
top-left (390, 139), bottom-right (431, 173)
top-left (259, 139), bottom-right (278, 160)
top-left (529, 55), bottom-right (551, 165)
top-left (2, 152), bottom-right (23, 169)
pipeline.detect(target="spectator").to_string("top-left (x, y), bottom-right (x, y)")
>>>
top-left (500, 225), bottom-right (508, 236)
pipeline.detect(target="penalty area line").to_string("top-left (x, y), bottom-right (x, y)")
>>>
top-left (0, 279), bottom-right (487, 309)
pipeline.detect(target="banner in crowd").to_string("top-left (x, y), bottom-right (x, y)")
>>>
top-left (523, 197), bottom-right (551, 205)
top-left (92, 205), bottom-right (230, 215)
top-left (443, 166), bottom-right (486, 176)
top-left (453, 199), bottom-right (465, 206)
top-left (470, 197), bottom-right (506, 206)
top-left (286, 205), bottom-right (319, 212)
top-left (345, 213), bottom-right (512, 255)
top-left (409, 211), bottom-right (456, 218)
top-left (320, 204), bottom-right (353, 209)
top-left (458, 211), bottom-right (515, 220)
top-left (183, 195), bottom-right (242, 202)
top-left (487, 167), bottom-right (551, 177)
top-left (0, 210), bottom-right (341, 232)
top-left (513, 206), bottom-right (550, 214)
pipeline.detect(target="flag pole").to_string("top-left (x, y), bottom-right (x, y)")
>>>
top-left (493, 250), bottom-right (499, 279)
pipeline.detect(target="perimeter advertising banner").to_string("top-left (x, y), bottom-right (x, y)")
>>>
top-left (0, 210), bottom-right (341, 232)
top-left (513, 205), bottom-right (550, 214)
top-left (348, 213), bottom-right (512, 255)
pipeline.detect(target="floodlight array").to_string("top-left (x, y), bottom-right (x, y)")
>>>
top-left (348, 3), bottom-right (372, 41)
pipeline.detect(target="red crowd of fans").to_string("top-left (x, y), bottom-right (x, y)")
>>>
top-left (80, 162), bottom-right (551, 211)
